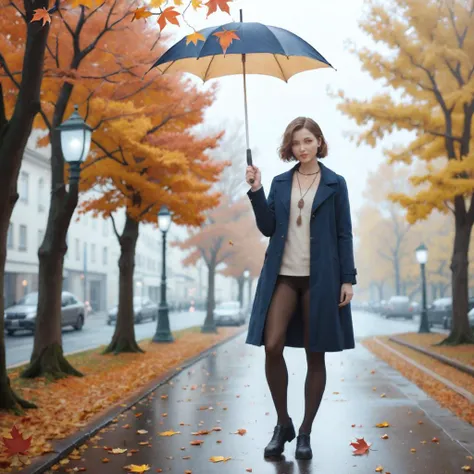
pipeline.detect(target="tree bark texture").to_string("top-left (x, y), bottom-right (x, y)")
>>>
top-left (438, 207), bottom-right (474, 345)
top-left (104, 214), bottom-right (143, 354)
top-left (0, 0), bottom-right (50, 409)
top-left (201, 259), bottom-right (217, 333)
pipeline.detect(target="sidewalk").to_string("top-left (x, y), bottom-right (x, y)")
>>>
top-left (34, 333), bottom-right (474, 474)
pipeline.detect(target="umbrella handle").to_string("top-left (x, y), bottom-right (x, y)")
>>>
top-left (247, 148), bottom-right (254, 184)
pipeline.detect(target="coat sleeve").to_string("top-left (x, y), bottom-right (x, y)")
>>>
top-left (247, 180), bottom-right (276, 238)
top-left (336, 176), bottom-right (357, 285)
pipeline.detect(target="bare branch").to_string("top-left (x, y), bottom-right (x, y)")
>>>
top-left (0, 52), bottom-right (21, 89)
top-left (9, 1), bottom-right (26, 22)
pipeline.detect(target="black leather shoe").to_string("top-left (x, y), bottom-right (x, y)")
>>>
top-left (295, 433), bottom-right (312, 460)
top-left (264, 419), bottom-right (296, 457)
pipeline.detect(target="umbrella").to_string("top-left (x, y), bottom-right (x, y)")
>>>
top-left (151, 10), bottom-right (335, 183)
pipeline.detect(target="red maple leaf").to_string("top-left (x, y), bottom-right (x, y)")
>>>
top-left (2, 425), bottom-right (32, 457)
top-left (30, 8), bottom-right (52, 26)
top-left (350, 437), bottom-right (372, 455)
top-left (157, 6), bottom-right (180, 31)
top-left (213, 29), bottom-right (240, 54)
top-left (205, 0), bottom-right (231, 17)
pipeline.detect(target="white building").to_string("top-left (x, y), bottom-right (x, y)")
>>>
top-left (5, 141), bottom-right (233, 311)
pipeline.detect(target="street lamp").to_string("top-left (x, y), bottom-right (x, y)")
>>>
top-left (243, 269), bottom-right (250, 308)
top-left (153, 205), bottom-right (173, 343)
top-left (415, 243), bottom-right (430, 333)
top-left (56, 105), bottom-right (93, 184)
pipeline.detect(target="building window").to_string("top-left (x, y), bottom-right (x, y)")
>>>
top-left (7, 223), bottom-right (13, 249)
top-left (37, 229), bottom-right (44, 249)
top-left (75, 238), bottom-right (80, 261)
top-left (91, 243), bottom-right (96, 263)
top-left (20, 172), bottom-right (29, 203)
top-left (102, 219), bottom-right (108, 237)
top-left (19, 225), bottom-right (27, 251)
top-left (38, 178), bottom-right (45, 212)
top-left (103, 247), bottom-right (108, 265)
top-left (92, 217), bottom-right (97, 230)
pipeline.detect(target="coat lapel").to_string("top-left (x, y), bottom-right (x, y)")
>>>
top-left (311, 163), bottom-right (337, 214)
top-left (276, 162), bottom-right (338, 216)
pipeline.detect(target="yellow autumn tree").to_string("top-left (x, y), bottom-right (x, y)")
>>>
top-left (334, 0), bottom-right (474, 344)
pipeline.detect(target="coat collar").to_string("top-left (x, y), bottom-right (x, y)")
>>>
top-left (275, 161), bottom-right (338, 215)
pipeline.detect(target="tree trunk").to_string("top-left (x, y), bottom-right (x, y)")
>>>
top-left (201, 259), bottom-right (217, 333)
top-left (0, 1), bottom-right (50, 409)
top-left (438, 212), bottom-right (474, 345)
top-left (103, 214), bottom-right (143, 354)
top-left (237, 276), bottom-right (244, 307)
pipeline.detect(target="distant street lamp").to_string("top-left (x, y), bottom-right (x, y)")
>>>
top-left (415, 243), bottom-right (430, 333)
top-left (57, 105), bottom-right (92, 184)
top-left (243, 269), bottom-right (250, 308)
top-left (153, 205), bottom-right (173, 343)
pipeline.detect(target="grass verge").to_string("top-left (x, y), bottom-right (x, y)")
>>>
top-left (0, 326), bottom-right (242, 466)
top-left (362, 333), bottom-right (474, 426)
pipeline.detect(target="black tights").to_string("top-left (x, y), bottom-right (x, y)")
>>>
top-left (264, 275), bottom-right (326, 435)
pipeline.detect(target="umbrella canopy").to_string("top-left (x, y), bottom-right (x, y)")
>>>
top-left (151, 21), bottom-right (334, 82)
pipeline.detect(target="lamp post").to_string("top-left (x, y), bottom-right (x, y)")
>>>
top-left (152, 205), bottom-right (173, 343)
top-left (56, 105), bottom-right (93, 184)
top-left (415, 243), bottom-right (430, 333)
top-left (243, 269), bottom-right (250, 308)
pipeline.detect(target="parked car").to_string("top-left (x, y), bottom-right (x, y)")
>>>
top-left (427, 297), bottom-right (452, 327)
top-left (4, 291), bottom-right (86, 336)
top-left (214, 301), bottom-right (246, 326)
top-left (381, 296), bottom-right (413, 319)
top-left (107, 297), bottom-right (158, 325)
top-left (440, 297), bottom-right (474, 329)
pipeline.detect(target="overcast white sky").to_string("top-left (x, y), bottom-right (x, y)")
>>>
top-left (154, 0), bottom-right (414, 221)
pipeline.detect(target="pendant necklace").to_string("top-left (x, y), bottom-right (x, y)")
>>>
top-left (295, 169), bottom-right (320, 226)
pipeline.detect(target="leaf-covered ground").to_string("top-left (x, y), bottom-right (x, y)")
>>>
top-left (0, 326), bottom-right (241, 468)
top-left (362, 333), bottom-right (474, 426)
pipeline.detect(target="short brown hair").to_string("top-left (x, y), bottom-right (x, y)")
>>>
top-left (278, 117), bottom-right (328, 162)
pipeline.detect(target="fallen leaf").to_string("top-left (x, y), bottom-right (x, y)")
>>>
top-left (410, 448), bottom-right (416, 453)
top-left (111, 448), bottom-right (127, 454)
top-left (381, 434), bottom-right (389, 439)
top-left (461, 467), bottom-right (472, 472)
top-left (375, 421), bottom-right (390, 428)
top-left (190, 440), bottom-right (204, 446)
top-left (375, 467), bottom-right (383, 473)
top-left (234, 429), bottom-right (247, 436)
top-left (137, 430), bottom-right (148, 435)
top-left (209, 456), bottom-right (231, 463)
top-left (350, 437), bottom-right (372, 456)
top-left (102, 458), bottom-right (110, 463)
top-left (158, 430), bottom-right (180, 437)
top-left (432, 437), bottom-right (439, 443)
top-left (127, 465), bottom-right (150, 473)
top-left (2, 426), bottom-right (32, 457)
top-left (246, 469), bottom-right (252, 473)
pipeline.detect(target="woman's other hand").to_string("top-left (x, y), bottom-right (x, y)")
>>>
top-left (339, 283), bottom-right (354, 307)
top-left (246, 165), bottom-right (262, 191)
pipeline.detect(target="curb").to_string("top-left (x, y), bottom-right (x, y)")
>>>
top-left (372, 337), bottom-right (474, 403)
top-left (19, 327), bottom-right (247, 474)
top-left (388, 335), bottom-right (474, 377)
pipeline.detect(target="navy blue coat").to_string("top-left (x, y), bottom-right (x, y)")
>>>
top-left (246, 162), bottom-right (356, 352)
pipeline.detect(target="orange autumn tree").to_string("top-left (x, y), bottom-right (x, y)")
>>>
top-left (174, 195), bottom-right (250, 333)
top-left (78, 86), bottom-right (225, 354)
top-left (219, 214), bottom-right (266, 308)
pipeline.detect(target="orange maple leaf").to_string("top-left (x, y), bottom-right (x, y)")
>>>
top-left (2, 425), bottom-right (32, 457)
top-left (213, 29), bottom-right (240, 54)
top-left (186, 31), bottom-right (206, 46)
top-left (132, 7), bottom-right (153, 21)
top-left (350, 437), bottom-right (372, 455)
top-left (157, 7), bottom-right (180, 31)
top-left (30, 8), bottom-right (51, 26)
top-left (205, 0), bottom-right (231, 17)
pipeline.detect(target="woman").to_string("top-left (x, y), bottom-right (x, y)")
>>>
top-left (245, 117), bottom-right (357, 460)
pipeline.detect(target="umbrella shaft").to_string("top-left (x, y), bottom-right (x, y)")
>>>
top-left (242, 56), bottom-right (250, 150)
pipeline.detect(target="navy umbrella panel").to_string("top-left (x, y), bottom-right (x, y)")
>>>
top-left (151, 15), bottom-right (335, 176)
top-left (152, 22), bottom-right (334, 82)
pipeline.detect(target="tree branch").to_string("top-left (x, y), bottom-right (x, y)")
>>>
top-left (0, 52), bottom-right (21, 89)
top-left (110, 212), bottom-right (121, 240)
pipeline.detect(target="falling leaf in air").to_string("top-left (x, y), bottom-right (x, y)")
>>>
top-left (186, 31), bottom-right (206, 46)
top-left (375, 421), bottom-right (390, 428)
top-left (158, 430), bottom-right (180, 437)
top-left (111, 448), bottom-right (127, 454)
top-left (204, 0), bottom-right (231, 17)
top-left (209, 456), bottom-right (231, 463)
top-left (127, 464), bottom-right (150, 473)
top-left (350, 438), bottom-right (372, 456)
top-left (157, 7), bottom-right (180, 31)
top-left (213, 29), bottom-right (240, 54)
top-left (2, 426), bottom-right (32, 457)
top-left (30, 8), bottom-right (52, 25)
